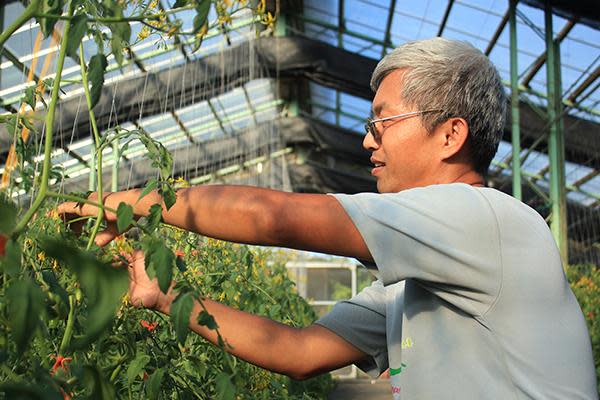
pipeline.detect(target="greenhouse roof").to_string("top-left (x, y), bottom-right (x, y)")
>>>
top-left (0, 0), bottom-right (598, 210)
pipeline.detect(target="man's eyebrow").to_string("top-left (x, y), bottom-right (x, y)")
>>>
top-left (372, 102), bottom-right (387, 116)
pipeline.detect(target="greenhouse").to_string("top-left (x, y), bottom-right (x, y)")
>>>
top-left (0, 0), bottom-right (598, 398)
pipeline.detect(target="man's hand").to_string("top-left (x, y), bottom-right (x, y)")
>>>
top-left (58, 192), bottom-right (126, 247)
top-left (124, 250), bottom-right (172, 310)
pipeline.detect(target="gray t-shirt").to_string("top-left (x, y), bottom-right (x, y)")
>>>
top-left (317, 183), bottom-right (597, 399)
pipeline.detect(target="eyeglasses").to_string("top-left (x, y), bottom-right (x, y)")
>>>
top-left (364, 109), bottom-right (443, 143)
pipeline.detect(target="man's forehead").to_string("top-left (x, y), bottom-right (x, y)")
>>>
top-left (371, 70), bottom-right (408, 115)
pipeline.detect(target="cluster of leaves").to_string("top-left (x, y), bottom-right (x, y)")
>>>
top-left (565, 263), bottom-right (600, 393)
top-left (27, 0), bottom-right (269, 108)
top-left (0, 199), bottom-right (333, 399)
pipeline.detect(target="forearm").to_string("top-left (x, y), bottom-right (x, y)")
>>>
top-left (100, 183), bottom-right (371, 260)
top-left (110, 185), bottom-right (282, 246)
top-left (155, 292), bottom-right (309, 378)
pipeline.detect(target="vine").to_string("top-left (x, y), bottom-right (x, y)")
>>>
top-left (0, 1), bottom-right (333, 399)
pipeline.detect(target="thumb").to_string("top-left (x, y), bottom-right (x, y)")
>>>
top-left (95, 228), bottom-right (118, 247)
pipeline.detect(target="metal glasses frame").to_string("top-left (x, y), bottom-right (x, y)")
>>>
top-left (364, 109), bottom-right (443, 143)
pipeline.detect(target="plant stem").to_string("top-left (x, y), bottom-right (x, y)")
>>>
top-left (78, 44), bottom-right (105, 250)
top-left (0, 0), bottom-right (41, 51)
top-left (13, 2), bottom-right (75, 236)
top-left (59, 295), bottom-right (76, 354)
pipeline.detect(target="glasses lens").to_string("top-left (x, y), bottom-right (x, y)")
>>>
top-left (365, 120), bottom-right (379, 142)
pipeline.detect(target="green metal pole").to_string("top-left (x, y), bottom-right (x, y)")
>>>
top-left (336, 0), bottom-right (344, 126)
top-left (544, 4), bottom-right (568, 264)
top-left (509, 0), bottom-right (522, 200)
top-left (111, 139), bottom-right (120, 191)
top-left (275, 14), bottom-right (299, 117)
top-left (275, 12), bottom-right (286, 37)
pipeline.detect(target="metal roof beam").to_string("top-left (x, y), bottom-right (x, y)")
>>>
top-left (568, 65), bottom-right (600, 103)
top-left (171, 110), bottom-right (195, 144)
top-left (382, 0), bottom-right (397, 57)
top-left (338, 0), bottom-right (345, 47)
top-left (437, 0), bottom-right (456, 37)
top-left (521, 19), bottom-right (577, 87)
top-left (485, 8), bottom-right (509, 56)
top-left (1, 47), bottom-right (42, 86)
top-left (571, 169), bottom-right (599, 188)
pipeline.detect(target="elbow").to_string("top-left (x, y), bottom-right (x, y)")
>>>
top-left (287, 366), bottom-right (321, 381)
top-left (282, 328), bottom-right (327, 381)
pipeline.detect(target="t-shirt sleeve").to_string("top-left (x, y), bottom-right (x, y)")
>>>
top-left (332, 185), bottom-right (501, 316)
top-left (316, 279), bottom-right (389, 377)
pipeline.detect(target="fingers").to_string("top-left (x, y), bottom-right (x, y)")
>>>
top-left (57, 201), bottom-right (82, 217)
top-left (95, 225), bottom-right (119, 247)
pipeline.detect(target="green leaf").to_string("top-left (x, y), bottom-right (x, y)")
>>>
top-left (7, 279), bottom-right (45, 353)
top-left (66, 14), bottom-right (89, 57)
top-left (41, 270), bottom-right (69, 306)
top-left (175, 256), bottom-right (186, 272)
top-left (0, 239), bottom-right (22, 276)
top-left (197, 310), bottom-right (218, 330)
top-left (173, 0), bottom-right (189, 8)
top-left (116, 202), bottom-right (134, 233)
top-left (215, 372), bottom-right (236, 400)
top-left (0, 195), bottom-right (18, 234)
top-left (23, 86), bottom-right (36, 110)
top-left (40, 239), bottom-right (128, 350)
top-left (144, 204), bottom-right (163, 233)
top-left (147, 240), bottom-right (174, 293)
top-left (20, 116), bottom-right (38, 134)
top-left (181, 356), bottom-right (206, 379)
top-left (170, 292), bottom-right (193, 345)
top-left (161, 184), bottom-right (177, 210)
top-left (81, 365), bottom-right (116, 400)
top-left (0, 382), bottom-right (62, 400)
top-left (193, 1), bottom-right (210, 34)
top-left (38, 0), bottom-right (65, 38)
top-left (126, 353), bottom-right (151, 384)
top-left (107, 2), bottom-right (131, 67)
top-left (88, 54), bottom-right (108, 109)
top-left (138, 178), bottom-right (158, 202)
top-left (146, 368), bottom-right (165, 400)
top-left (137, 132), bottom-right (173, 181)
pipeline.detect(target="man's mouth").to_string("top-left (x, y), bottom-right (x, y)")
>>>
top-left (370, 158), bottom-right (385, 175)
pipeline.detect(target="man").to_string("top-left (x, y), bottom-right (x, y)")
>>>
top-left (59, 38), bottom-right (597, 399)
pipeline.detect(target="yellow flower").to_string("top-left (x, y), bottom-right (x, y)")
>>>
top-left (137, 26), bottom-right (151, 40)
top-left (37, 252), bottom-right (46, 262)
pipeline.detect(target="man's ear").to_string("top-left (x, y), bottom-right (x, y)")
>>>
top-left (439, 117), bottom-right (469, 161)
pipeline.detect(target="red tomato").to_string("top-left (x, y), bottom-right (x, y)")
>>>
top-left (0, 234), bottom-right (6, 257)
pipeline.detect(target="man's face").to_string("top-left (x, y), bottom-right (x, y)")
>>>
top-left (364, 70), bottom-right (440, 193)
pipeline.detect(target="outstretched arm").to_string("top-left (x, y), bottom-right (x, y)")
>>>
top-left (58, 185), bottom-right (372, 262)
top-left (127, 250), bottom-right (369, 380)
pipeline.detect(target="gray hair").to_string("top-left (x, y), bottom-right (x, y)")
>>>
top-left (371, 37), bottom-right (506, 175)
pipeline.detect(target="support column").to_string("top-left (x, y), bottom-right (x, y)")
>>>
top-left (545, 4), bottom-right (568, 264)
top-left (509, 0), bottom-right (522, 200)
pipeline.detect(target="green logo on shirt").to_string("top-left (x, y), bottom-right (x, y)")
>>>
top-left (390, 363), bottom-right (407, 376)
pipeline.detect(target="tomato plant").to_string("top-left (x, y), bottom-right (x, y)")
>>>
top-left (0, 1), bottom-right (333, 398)
top-left (0, 207), bottom-right (333, 398)
top-left (565, 264), bottom-right (600, 393)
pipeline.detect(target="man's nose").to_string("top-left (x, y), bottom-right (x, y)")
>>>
top-left (363, 131), bottom-right (378, 151)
